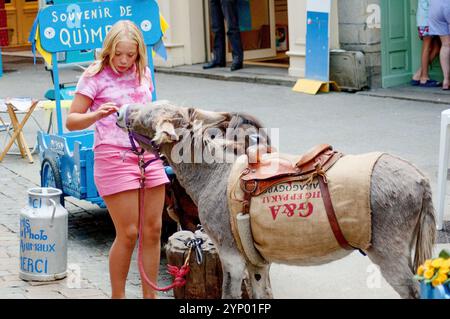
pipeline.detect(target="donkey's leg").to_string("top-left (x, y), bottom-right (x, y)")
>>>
top-left (246, 263), bottom-right (273, 299)
top-left (219, 248), bottom-right (248, 298)
top-left (200, 215), bottom-right (248, 298)
top-left (197, 189), bottom-right (250, 298)
top-left (367, 249), bottom-right (419, 299)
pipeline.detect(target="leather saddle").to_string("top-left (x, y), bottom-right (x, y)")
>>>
top-left (240, 144), bottom-right (343, 196)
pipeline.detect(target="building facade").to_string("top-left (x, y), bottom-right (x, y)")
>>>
top-left (154, 0), bottom-right (340, 79)
top-left (2, 0), bottom-right (442, 89)
top-left (155, 0), bottom-right (442, 89)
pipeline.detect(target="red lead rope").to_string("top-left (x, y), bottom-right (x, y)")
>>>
top-left (137, 169), bottom-right (190, 292)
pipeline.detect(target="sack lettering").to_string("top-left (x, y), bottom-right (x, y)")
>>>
top-left (269, 202), bottom-right (314, 220)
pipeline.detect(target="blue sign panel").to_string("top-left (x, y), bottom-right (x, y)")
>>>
top-left (38, 0), bottom-right (162, 52)
top-left (305, 10), bottom-right (329, 82)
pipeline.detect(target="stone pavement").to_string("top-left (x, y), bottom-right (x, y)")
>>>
top-left (0, 163), bottom-right (174, 299)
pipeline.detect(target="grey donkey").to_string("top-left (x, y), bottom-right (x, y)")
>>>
top-left (117, 101), bottom-right (436, 299)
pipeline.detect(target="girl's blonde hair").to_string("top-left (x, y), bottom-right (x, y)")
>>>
top-left (85, 20), bottom-right (148, 84)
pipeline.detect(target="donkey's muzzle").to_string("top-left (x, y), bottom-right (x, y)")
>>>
top-left (116, 104), bottom-right (130, 129)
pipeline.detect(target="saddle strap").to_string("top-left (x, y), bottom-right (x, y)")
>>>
top-left (317, 175), bottom-right (354, 251)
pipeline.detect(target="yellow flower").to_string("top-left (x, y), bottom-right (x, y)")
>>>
top-left (431, 279), bottom-right (441, 287)
top-left (424, 268), bottom-right (435, 279)
top-left (431, 273), bottom-right (448, 287)
top-left (438, 267), bottom-right (449, 275)
top-left (424, 259), bottom-right (433, 267)
top-left (417, 265), bottom-right (425, 276)
top-left (431, 258), bottom-right (444, 268)
top-left (444, 259), bottom-right (450, 268)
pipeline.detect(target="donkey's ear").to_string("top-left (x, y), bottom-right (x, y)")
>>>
top-left (191, 109), bottom-right (228, 124)
top-left (153, 121), bottom-right (179, 144)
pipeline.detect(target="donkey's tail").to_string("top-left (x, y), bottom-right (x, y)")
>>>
top-left (413, 178), bottom-right (436, 272)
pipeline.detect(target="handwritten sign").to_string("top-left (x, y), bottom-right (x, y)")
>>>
top-left (20, 217), bottom-right (53, 274)
top-left (38, 0), bottom-right (162, 52)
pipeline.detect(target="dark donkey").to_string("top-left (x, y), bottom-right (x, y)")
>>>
top-left (117, 101), bottom-right (436, 299)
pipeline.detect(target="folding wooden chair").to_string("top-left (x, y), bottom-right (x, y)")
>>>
top-left (0, 100), bottom-right (39, 163)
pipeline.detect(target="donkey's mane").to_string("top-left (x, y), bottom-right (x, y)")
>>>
top-left (159, 105), bottom-right (270, 160)
top-left (224, 113), bottom-right (264, 131)
top-left (149, 103), bottom-right (270, 157)
top-left (227, 112), bottom-right (270, 148)
top-left (186, 108), bottom-right (270, 157)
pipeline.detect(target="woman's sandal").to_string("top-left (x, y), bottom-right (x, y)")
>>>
top-left (419, 79), bottom-right (441, 87)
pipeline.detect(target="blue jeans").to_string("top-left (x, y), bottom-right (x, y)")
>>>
top-left (209, 0), bottom-right (243, 64)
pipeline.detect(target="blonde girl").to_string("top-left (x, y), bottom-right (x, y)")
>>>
top-left (66, 20), bottom-right (168, 299)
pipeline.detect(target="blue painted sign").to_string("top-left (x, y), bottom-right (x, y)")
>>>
top-left (305, 0), bottom-right (330, 82)
top-left (37, 0), bottom-right (162, 52)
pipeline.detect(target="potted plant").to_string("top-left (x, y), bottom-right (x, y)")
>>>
top-left (415, 249), bottom-right (450, 299)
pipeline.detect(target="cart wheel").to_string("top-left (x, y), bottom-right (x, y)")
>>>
top-left (41, 158), bottom-right (65, 206)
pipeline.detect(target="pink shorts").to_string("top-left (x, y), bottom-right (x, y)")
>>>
top-left (94, 144), bottom-right (169, 197)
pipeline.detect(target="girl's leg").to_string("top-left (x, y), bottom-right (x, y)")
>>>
top-left (140, 184), bottom-right (166, 299)
top-left (103, 189), bottom-right (140, 299)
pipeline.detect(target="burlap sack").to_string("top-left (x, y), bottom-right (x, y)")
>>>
top-left (227, 152), bottom-right (383, 263)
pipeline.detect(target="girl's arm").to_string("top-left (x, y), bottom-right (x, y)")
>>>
top-left (66, 93), bottom-right (118, 131)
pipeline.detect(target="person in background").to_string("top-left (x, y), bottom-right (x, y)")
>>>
top-left (411, 0), bottom-right (441, 87)
top-left (203, 0), bottom-right (244, 71)
top-left (428, 0), bottom-right (450, 90)
top-left (66, 20), bottom-right (169, 298)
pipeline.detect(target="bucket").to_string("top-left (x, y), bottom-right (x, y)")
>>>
top-left (19, 187), bottom-right (68, 281)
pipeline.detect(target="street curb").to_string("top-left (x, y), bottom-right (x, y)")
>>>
top-left (155, 66), bottom-right (297, 87)
top-left (357, 90), bottom-right (450, 106)
top-left (1, 53), bottom-right (44, 63)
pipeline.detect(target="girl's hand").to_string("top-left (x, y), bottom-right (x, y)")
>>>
top-left (95, 102), bottom-right (119, 120)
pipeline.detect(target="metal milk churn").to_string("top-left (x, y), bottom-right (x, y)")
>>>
top-left (19, 187), bottom-right (68, 281)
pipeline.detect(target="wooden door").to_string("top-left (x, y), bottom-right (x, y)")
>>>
top-left (380, 0), bottom-right (412, 88)
top-left (204, 0), bottom-right (276, 62)
top-left (236, 0), bottom-right (276, 60)
top-left (5, 0), bottom-right (38, 47)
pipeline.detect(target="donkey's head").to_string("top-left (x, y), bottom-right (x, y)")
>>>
top-left (117, 100), bottom-right (271, 159)
top-left (117, 100), bottom-right (230, 147)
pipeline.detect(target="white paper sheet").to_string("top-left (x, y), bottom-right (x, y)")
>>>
top-left (0, 98), bottom-right (34, 112)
